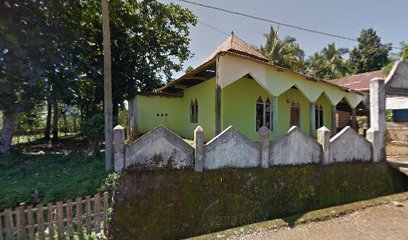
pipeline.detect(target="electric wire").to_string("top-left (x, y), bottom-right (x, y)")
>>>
top-left (179, 0), bottom-right (403, 50)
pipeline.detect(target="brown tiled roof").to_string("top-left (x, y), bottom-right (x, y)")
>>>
top-left (206, 32), bottom-right (269, 62)
top-left (331, 70), bottom-right (385, 92)
top-left (155, 33), bottom-right (363, 96)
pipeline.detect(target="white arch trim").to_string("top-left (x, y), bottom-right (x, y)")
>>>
top-left (218, 54), bottom-right (362, 106)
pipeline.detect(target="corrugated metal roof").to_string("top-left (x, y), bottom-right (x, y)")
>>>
top-left (331, 70), bottom-right (385, 92)
top-left (205, 32), bottom-right (269, 62)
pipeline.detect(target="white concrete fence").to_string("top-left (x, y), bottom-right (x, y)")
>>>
top-left (113, 123), bottom-right (381, 172)
top-left (114, 75), bottom-right (388, 172)
top-left (113, 73), bottom-right (391, 172)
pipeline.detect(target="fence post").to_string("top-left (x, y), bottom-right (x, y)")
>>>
top-left (113, 125), bottom-right (125, 172)
top-left (94, 194), bottom-right (101, 233)
top-left (317, 126), bottom-right (331, 164)
top-left (368, 77), bottom-right (386, 160)
top-left (27, 205), bottom-right (34, 239)
top-left (103, 192), bottom-right (109, 235)
top-left (37, 204), bottom-right (45, 240)
top-left (5, 209), bottom-right (12, 239)
top-left (194, 126), bottom-right (204, 172)
top-left (67, 200), bottom-right (73, 237)
top-left (85, 196), bottom-right (91, 235)
top-left (0, 209), bottom-right (3, 240)
top-left (259, 126), bottom-right (270, 168)
top-left (76, 197), bottom-right (83, 237)
top-left (367, 129), bottom-right (381, 162)
top-left (47, 203), bottom-right (54, 240)
top-left (56, 202), bottom-right (64, 239)
top-left (16, 205), bottom-right (25, 240)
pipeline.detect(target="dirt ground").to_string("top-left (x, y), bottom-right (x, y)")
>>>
top-left (240, 200), bottom-right (408, 240)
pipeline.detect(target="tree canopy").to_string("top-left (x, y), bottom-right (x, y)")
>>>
top-left (0, 0), bottom-right (197, 153)
top-left (306, 43), bottom-right (350, 80)
top-left (258, 26), bottom-right (305, 72)
top-left (349, 28), bottom-right (391, 74)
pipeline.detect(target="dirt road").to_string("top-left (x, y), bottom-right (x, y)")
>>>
top-left (241, 201), bottom-right (408, 240)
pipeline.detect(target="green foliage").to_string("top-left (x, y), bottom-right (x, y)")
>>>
top-left (306, 43), bottom-right (350, 80)
top-left (350, 28), bottom-right (391, 74)
top-left (0, 0), bottom-right (49, 113)
top-left (0, 151), bottom-right (111, 210)
top-left (110, 163), bottom-right (405, 239)
top-left (382, 41), bottom-right (408, 75)
top-left (400, 42), bottom-right (408, 61)
top-left (1, 0), bottom-right (197, 152)
top-left (77, 0), bottom-right (197, 119)
top-left (15, 106), bottom-right (45, 135)
top-left (386, 109), bottom-right (393, 122)
top-left (185, 66), bottom-right (195, 73)
top-left (80, 113), bottom-right (104, 138)
top-left (258, 26), bottom-right (305, 72)
top-left (80, 113), bottom-right (105, 156)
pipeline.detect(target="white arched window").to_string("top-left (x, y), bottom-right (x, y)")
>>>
top-left (256, 96), bottom-right (273, 131)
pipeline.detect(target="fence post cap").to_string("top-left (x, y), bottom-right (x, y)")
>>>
top-left (114, 125), bottom-right (124, 130)
top-left (317, 126), bottom-right (330, 132)
top-left (370, 77), bottom-right (385, 83)
top-left (366, 127), bottom-right (379, 133)
top-left (194, 126), bottom-right (204, 132)
top-left (258, 126), bottom-right (270, 137)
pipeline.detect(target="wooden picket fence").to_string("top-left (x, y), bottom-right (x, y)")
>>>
top-left (0, 192), bottom-right (110, 239)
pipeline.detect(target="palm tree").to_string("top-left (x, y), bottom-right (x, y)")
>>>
top-left (321, 43), bottom-right (349, 77)
top-left (306, 43), bottom-right (350, 80)
top-left (258, 26), bottom-right (305, 72)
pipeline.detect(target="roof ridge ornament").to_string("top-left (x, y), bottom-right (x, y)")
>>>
top-left (230, 31), bottom-right (234, 48)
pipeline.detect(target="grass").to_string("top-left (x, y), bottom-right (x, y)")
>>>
top-left (0, 135), bottom-right (114, 210)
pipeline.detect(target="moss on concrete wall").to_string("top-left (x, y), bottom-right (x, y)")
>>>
top-left (110, 163), bottom-right (407, 240)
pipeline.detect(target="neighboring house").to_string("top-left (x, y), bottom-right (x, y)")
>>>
top-left (387, 97), bottom-right (408, 122)
top-left (128, 33), bottom-right (364, 141)
top-left (331, 70), bottom-right (384, 93)
top-left (332, 68), bottom-right (408, 123)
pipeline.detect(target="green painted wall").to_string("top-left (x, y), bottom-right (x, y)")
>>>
top-left (136, 95), bottom-right (183, 135)
top-left (180, 78), bottom-right (216, 141)
top-left (136, 78), bottom-right (336, 141)
top-left (277, 88), bottom-right (311, 136)
top-left (136, 78), bottom-right (216, 141)
top-left (221, 77), bottom-right (273, 141)
top-left (220, 77), bottom-right (336, 140)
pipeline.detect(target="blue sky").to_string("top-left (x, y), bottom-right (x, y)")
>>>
top-left (158, 0), bottom-right (407, 78)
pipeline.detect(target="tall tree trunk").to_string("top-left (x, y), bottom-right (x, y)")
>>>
top-left (0, 110), bottom-right (17, 154)
top-left (52, 98), bottom-right (59, 141)
top-left (102, 0), bottom-right (113, 171)
top-left (44, 99), bottom-right (52, 140)
top-left (62, 110), bottom-right (67, 137)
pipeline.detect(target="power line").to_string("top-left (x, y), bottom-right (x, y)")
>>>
top-left (198, 20), bottom-right (259, 47)
top-left (198, 20), bottom-right (229, 36)
top-left (179, 0), bottom-right (402, 50)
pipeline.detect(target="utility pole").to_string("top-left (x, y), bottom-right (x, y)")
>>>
top-left (102, 0), bottom-right (113, 171)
